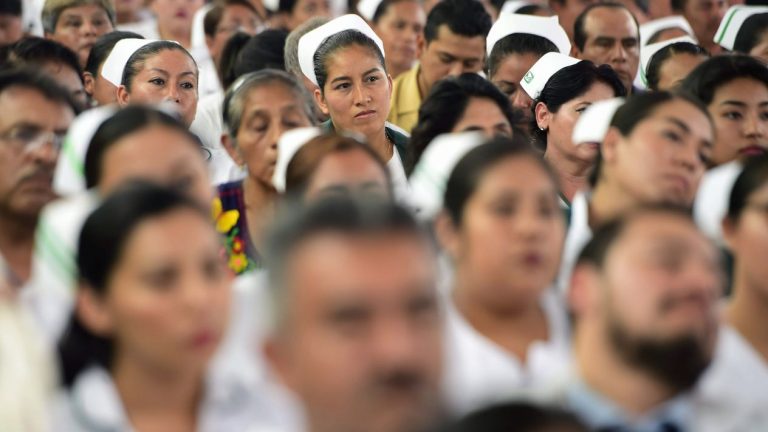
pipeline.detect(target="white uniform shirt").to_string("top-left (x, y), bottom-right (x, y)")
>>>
top-left (442, 289), bottom-right (572, 416)
top-left (693, 325), bottom-right (768, 431)
top-left (387, 150), bottom-right (411, 205)
top-left (190, 91), bottom-right (246, 185)
top-left (694, 161), bottom-right (743, 245)
top-left (557, 191), bottom-right (593, 295)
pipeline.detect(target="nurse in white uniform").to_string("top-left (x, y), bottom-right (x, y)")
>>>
top-left (434, 138), bottom-right (571, 416)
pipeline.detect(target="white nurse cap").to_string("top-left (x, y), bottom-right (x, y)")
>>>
top-left (571, 97), bottom-right (625, 146)
top-left (486, 13), bottom-right (571, 57)
top-left (298, 14), bottom-right (385, 86)
top-left (272, 127), bottom-right (323, 192)
top-left (639, 15), bottom-right (696, 47)
top-left (520, 52), bottom-right (579, 99)
top-left (357, 0), bottom-right (383, 21)
top-left (100, 38), bottom-right (156, 86)
top-left (714, 5), bottom-right (768, 51)
top-left (408, 131), bottom-right (485, 221)
top-left (639, 35), bottom-right (698, 87)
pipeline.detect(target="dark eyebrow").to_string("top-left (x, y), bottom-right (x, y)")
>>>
top-left (362, 68), bottom-right (381, 77)
top-left (622, 37), bottom-right (638, 44)
top-left (594, 36), bottom-right (616, 44)
top-left (330, 75), bottom-right (351, 84)
top-left (663, 116), bottom-right (690, 134)
top-left (720, 100), bottom-right (747, 108)
top-left (147, 68), bottom-right (170, 75)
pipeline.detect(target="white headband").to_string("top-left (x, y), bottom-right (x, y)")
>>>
top-left (520, 52), bottom-right (580, 99)
top-left (272, 127), bottom-right (323, 192)
top-left (714, 5), bottom-right (768, 51)
top-left (571, 98), bottom-right (625, 145)
top-left (486, 13), bottom-right (571, 57)
top-left (100, 38), bottom-right (156, 87)
top-left (639, 35), bottom-right (698, 87)
top-left (357, 0), bottom-right (383, 21)
top-left (298, 14), bottom-right (385, 86)
top-left (639, 15), bottom-right (696, 47)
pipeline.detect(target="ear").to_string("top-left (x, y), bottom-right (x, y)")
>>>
top-left (434, 210), bottom-right (461, 260)
top-left (417, 37), bottom-right (426, 60)
top-left (116, 85), bottom-right (130, 107)
top-left (601, 126), bottom-right (622, 164)
top-left (568, 263), bottom-right (600, 320)
top-left (313, 88), bottom-right (329, 116)
top-left (721, 216), bottom-right (738, 251)
top-left (83, 72), bottom-right (95, 97)
top-left (76, 284), bottom-right (114, 337)
top-left (386, 73), bottom-right (394, 100)
top-left (222, 133), bottom-right (245, 167)
top-left (534, 101), bottom-right (551, 131)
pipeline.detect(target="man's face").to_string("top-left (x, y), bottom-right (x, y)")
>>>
top-left (596, 214), bottom-right (722, 391)
top-left (0, 13), bottom-right (23, 47)
top-left (418, 25), bottom-right (485, 95)
top-left (0, 86), bottom-right (74, 219)
top-left (576, 6), bottom-right (639, 92)
top-left (680, 0), bottom-right (727, 48)
top-left (268, 231), bottom-right (443, 432)
top-left (549, 0), bottom-right (597, 42)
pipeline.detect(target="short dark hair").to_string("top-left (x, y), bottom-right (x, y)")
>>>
top-left (679, 54), bottom-right (768, 107)
top-left (408, 73), bottom-right (521, 174)
top-left (573, 2), bottom-right (639, 52)
top-left (233, 28), bottom-right (288, 81)
top-left (203, 0), bottom-right (259, 37)
top-left (487, 33), bottom-right (558, 78)
top-left (670, 0), bottom-right (686, 12)
top-left (441, 402), bottom-right (588, 432)
top-left (0, 66), bottom-right (79, 114)
top-left (84, 31), bottom-right (144, 77)
top-left (6, 36), bottom-right (83, 84)
top-left (219, 32), bottom-right (252, 90)
top-left (733, 13), bottom-right (768, 54)
top-left (644, 41), bottom-right (708, 91)
top-left (727, 154), bottom-right (768, 222)
top-left (121, 41), bottom-right (198, 91)
top-left (0, 0), bottom-right (22, 16)
top-left (370, 0), bottom-right (417, 23)
top-left (313, 29), bottom-right (385, 91)
top-left (424, 0), bottom-right (491, 45)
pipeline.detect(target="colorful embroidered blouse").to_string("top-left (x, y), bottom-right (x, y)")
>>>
top-left (214, 180), bottom-right (259, 274)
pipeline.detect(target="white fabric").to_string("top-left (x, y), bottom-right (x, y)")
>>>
top-left (638, 35), bottom-right (698, 88)
top-left (557, 191), bottom-right (593, 295)
top-left (190, 91), bottom-right (246, 185)
top-left (486, 13), bottom-right (571, 57)
top-left (22, 0), bottom-right (43, 36)
top-left (117, 18), bottom-right (161, 40)
top-left (101, 39), bottom-right (157, 86)
top-left (639, 15), bottom-right (697, 48)
top-left (298, 14), bottom-right (385, 86)
top-left (192, 3), bottom-right (215, 50)
top-left (571, 98), bottom-right (624, 145)
top-left (694, 161), bottom-right (743, 245)
top-left (357, 0), bottom-right (383, 21)
top-left (387, 147), bottom-right (411, 205)
top-left (442, 289), bottom-right (572, 416)
top-left (193, 46), bottom-right (224, 98)
top-left (714, 6), bottom-right (768, 51)
top-left (272, 127), bottom-right (323, 192)
top-left (693, 325), bottom-right (768, 431)
top-left (520, 52), bottom-right (579, 99)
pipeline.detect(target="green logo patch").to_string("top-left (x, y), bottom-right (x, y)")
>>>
top-left (524, 71), bottom-right (534, 83)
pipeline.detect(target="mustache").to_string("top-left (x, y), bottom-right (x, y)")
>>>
top-left (659, 291), bottom-right (713, 314)
top-left (369, 368), bottom-right (428, 395)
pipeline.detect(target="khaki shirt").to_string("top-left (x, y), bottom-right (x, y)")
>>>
top-left (387, 63), bottom-right (423, 134)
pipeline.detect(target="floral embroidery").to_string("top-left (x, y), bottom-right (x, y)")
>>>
top-left (211, 197), bottom-right (257, 274)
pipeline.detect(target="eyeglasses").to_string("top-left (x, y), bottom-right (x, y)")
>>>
top-left (0, 126), bottom-right (66, 155)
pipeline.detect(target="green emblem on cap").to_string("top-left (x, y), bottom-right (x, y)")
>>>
top-left (524, 71), bottom-right (534, 83)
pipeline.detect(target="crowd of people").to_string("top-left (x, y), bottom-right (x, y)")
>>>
top-left (1, 0), bottom-right (768, 430)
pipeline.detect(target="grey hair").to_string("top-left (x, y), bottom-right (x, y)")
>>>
top-left (284, 17), bottom-right (329, 79)
top-left (222, 69), bottom-right (315, 139)
top-left (42, 0), bottom-right (115, 34)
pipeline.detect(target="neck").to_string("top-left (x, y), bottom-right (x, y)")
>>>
top-left (726, 270), bottom-right (768, 361)
top-left (588, 180), bottom-right (637, 229)
top-left (242, 176), bottom-right (276, 253)
top-left (158, 26), bottom-right (192, 49)
top-left (575, 325), bottom-right (677, 417)
top-left (544, 148), bottom-right (593, 203)
top-left (0, 211), bottom-right (38, 286)
top-left (367, 125), bottom-right (393, 163)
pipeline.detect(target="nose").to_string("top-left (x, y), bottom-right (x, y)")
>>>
top-left (27, 132), bottom-right (61, 165)
top-left (353, 82), bottom-right (370, 106)
top-left (80, 20), bottom-right (96, 36)
top-left (611, 43), bottom-right (627, 63)
top-left (448, 62), bottom-right (464, 78)
top-left (372, 316), bottom-right (421, 367)
top-left (514, 208), bottom-right (546, 240)
top-left (165, 85), bottom-right (181, 104)
top-left (743, 111), bottom-right (766, 140)
top-left (512, 91), bottom-right (532, 112)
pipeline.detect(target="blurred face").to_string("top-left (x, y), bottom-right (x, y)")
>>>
top-left (707, 78), bottom-right (768, 166)
top-left (41, 61), bottom-right (87, 108)
top-left (491, 52), bottom-right (541, 124)
top-left (536, 81), bottom-right (615, 164)
top-left (233, 84), bottom-right (313, 185)
top-left (151, 0), bottom-right (204, 37)
top-left (680, 0), bottom-right (727, 47)
top-left (115, 0), bottom-right (145, 17)
top-left (98, 125), bottom-right (212, 205)
top-left (287, 0), bottom-right (330, 31)
top-left (451, 97), bottom-right (513, 138)
top-left (0, 14), bottom-right (23, 46)
top-left (48, 4), bottom-right (113, 67)
top-left (85, 208), bottom-right (232, 374)
top-left (749, 32), bottom-right (768, 64)
top-left (206, 4), bottom-right (261, 63)
top-left (117, 49), bottom-right (199, 127)
top-left (549, 0), bottom-right (597, 40)
top-left (576, 7), bottom-right (639, 93)
top-left (444, 156), bottom-right (565, 310)
top-left (724, 183), bottom-right (768, 297)
top-left (268, 232), bottom-right (443, 432)
top-left (655, 53), bottom-right (706, 91)
top-left (374, 0), bottom-right (425, 77)
top-left (419, 26), bottom-right (485, 95)
top-left (606, 98), bottom-right (713, 207)
top-left (0, 87), bottom-right (74, 219)
top-left (315, 44), bottom-right (392, 140)
top-left (304, 149), bottom-right (390, 202)
top-left (650, 27), bottom-right (689, 44)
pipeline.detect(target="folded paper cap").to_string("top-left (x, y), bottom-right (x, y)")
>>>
top-left (639, 15), bottom-right (696, 47)
top-left (100, 38), bottom-right (157, 86)
top-left (714, 6), bottom-right (768, 51)
top-left (357, 0), bottom-right (383, 21)
top-left (486, 13), bottom-right (571, 57)
top-left (272, 127), bottom-right (323, 192)
top-left (298, 14), bottom-right (385, 86)
top-left (520, 52), bottom-right (579, 99)
top-left (572, 98), bottom-right (625, 145)
top-left (639, 35), bottom-right (698, 87)
top-left (408, 131), bottom-right (486, 221)
top-left (500, 1), bottom-right (534, 14)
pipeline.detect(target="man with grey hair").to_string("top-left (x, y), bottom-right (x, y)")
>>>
top-left (42, 0), bottom-right (115, 67)
top-left (263, 197), bottom-right (444, 432)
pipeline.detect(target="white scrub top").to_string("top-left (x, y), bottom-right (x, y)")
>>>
top-left (387, 149), bottom-right (411, 205)
top-left (190, 90), bottom-right (246, 185)
top-left (694, 161), bottom-right (743, 245)
top-left (557, 191), bottom-right (593, 296)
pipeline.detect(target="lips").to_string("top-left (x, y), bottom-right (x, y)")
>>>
top-left (739, 145), bottom-right (767, 157)
top-left (189, 329), bottom-right (218, 350)
top-left (665, 174), bottom-right (691, 196)
top-left (355, 110), bottom-right (376, 119)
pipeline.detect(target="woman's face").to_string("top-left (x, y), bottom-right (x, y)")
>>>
top-left (724, 182), bottom-right (768, 296)
top-left (443, 155), bottom-right (564, 309)
top-left (748, 31), bottom-right (768, 64)
top-left (655, 52), bottom-right (707, 91)
top-left (314, 44), bottom-right (392, 140)
top-left (98, 124), bottom-right (212, 205)
top-left (451, 97), bottom-right (513, 138)
top-left (232, 84), bottom-right (313, 186)
top-left (605, 98), bottom-right (713, 207)
top-left (491, 51), bottom-right (540, 124)
top-left (536, 81), bottom-right (615, 163)
top-left (49, 4), bottom-right (114, 67)
top-left (374, 0), bottom-right (425, 76)
top-left (87, 208), bottom-right (232, 374)
top-left (151, 0), bottom-right (203, 36)
top-left (287, 0), bottom-right (330, 31)
top-left (118, 49), bottom-right (199, 127)
top-left (304, 148), bottom-right (390, 201)
top-left (707, 78), bottom-right (768, 166)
